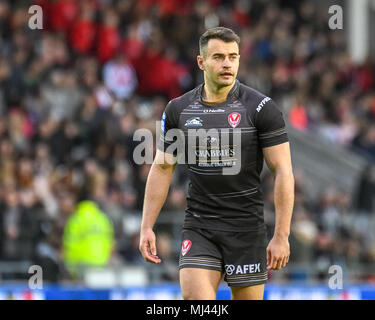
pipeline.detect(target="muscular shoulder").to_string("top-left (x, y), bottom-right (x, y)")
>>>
top-left (238, 82), bottom-right (284, 125)
top-left (168, 87), bottom-right (199, 112)
top-left (163, 86), bottom-right (201, 128)
top-left (238, 82), bottom-right (271, 111)
top-left (237, 83), bottom-right (288, 147)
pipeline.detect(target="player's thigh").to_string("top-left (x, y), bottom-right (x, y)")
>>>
top-left (180, 267), bottom-right (223, 300)
top-left (179, 228), bottom-right (224, 299)
top-left (230, 283), bottom-right (265, 300)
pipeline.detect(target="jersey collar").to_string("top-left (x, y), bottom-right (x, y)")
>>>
top-left (195, 79), bottom-right (240, 104)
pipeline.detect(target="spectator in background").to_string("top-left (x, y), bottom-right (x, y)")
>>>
top-left (355, 164), bottom-right (375, 214)
top-left (62, 200), bottom-right (114, 279)
top-left (289, 103), bottom-right (309, 131)
top-left (352, 125), bottom-right (375, 161)
top-left (18, 188), bottom-right (59, 280)
top-left (0, 188), bottom-right (38, 262)
top-left (47, 0), bottom-right (79, 32)
top-left (69, 0), bottom-right (97, 55)
top-left (97, 7), bottom-right (120, 63)
top-left (103, 54), bottom-right (138, 100)
top-left (41, 69), bottom-right (84, 122)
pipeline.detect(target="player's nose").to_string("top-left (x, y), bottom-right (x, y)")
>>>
top-left (222, 57), bottom-right (231, 67)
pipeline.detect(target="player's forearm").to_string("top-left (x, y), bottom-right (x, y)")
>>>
top-left (140, 162), bottom-right (174, 231)
top-left (273, 168), bottom-right (294, 239)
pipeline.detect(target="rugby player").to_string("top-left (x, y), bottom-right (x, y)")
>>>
top-left (139, 27), bottom-right (294, 300)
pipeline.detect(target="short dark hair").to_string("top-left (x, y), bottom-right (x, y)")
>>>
top-left (199, 27), bottom-right (240, 56)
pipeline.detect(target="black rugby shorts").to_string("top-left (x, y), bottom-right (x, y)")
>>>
top-left (179, 226), bottom-right (268, 287)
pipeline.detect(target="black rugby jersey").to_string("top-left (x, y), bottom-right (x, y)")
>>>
top-left (157, 80), bottom-right (288, 231)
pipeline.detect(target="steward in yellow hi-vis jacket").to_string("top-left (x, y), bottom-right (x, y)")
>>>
top-left (63, 200), bottom-right (114, 278)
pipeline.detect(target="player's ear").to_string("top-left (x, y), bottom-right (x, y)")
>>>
top-left (197, 55), bottom-right (205, 71)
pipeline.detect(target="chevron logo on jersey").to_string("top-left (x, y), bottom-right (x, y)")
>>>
top-left (228, 112), bottom-right (241, 128)
top-left (185, 117), bottom-right (203, 127)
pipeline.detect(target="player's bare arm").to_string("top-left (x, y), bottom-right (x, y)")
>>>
top-left (139, 150), bottom-right (176, 264)
top-left (263, 142), bottom-right (294, 270)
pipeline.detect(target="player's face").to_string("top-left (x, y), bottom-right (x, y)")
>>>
top-left (198, 39), bottom-right (240, 88)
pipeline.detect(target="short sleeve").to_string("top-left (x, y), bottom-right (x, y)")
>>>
top-left (157, 100), bottom-right (180, 154)
top-left (255, 99), bottom-right (289, 148)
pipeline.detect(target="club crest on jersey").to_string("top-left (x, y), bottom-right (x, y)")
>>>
top-left (181, 240), bottom-right (192, 256)
top-left (185, 117), bottom-right (203, 127)
top-left (228, 112), bottom-right (241, 128)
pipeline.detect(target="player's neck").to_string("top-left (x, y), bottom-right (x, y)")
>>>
top-left (202, 79), bottom-right (235, 104)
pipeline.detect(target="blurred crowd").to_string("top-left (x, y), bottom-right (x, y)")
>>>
top-left (0, 0), bottom-right (374, 283)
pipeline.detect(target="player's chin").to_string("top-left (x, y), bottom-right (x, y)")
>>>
top-left (217, 75), bottom-right (235, 86)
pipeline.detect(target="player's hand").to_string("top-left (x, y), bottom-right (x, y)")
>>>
top-left (139, 228), bottom-right (162, 264)
top-left (266, 235), bottom-right (290, 270)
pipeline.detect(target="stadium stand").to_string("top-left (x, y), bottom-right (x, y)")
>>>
top-left (0, 0), bottom-right (374, 288)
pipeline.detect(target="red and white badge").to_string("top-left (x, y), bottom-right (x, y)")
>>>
top-left (181, 240), bottom-right (192, 256)
top-left (228, 112), bottom-right (241, 128)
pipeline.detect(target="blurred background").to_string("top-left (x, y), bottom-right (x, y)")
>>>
top-left (0, 0), bottom-right (374, 299)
